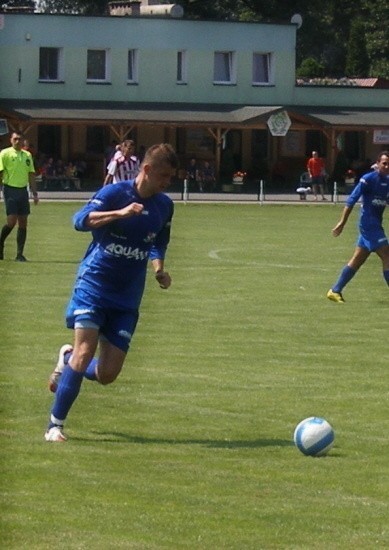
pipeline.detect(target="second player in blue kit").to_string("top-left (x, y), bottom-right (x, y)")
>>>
top-left (327, 151), bottom-right (389, 303)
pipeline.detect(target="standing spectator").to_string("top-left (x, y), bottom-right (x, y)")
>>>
top-left (200, 160), bottom-right (216, 192)
top-left (44, 143), bottom-right (179, 442)
top-left (138, 145), bottom-right (146, 164)
top-left (307, 151), bottom-right (327, 200)
top-left (187, 158), bottom-right (201, 191)
top-left (327, 151), bottom-right (389, 303)
top-left (22, 139), bottom-right (36, 161)
top-left (104, 140), bottom-right (118, 167)
top-left (0, 132), bottom-right (38, 261)
top-left (103, 139), bottom-right (140, 186)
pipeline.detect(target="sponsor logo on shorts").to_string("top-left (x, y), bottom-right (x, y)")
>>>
top-left (118, 330), bottom-right (132, 341)
top-left (74, 308), bottom-right (95, 315)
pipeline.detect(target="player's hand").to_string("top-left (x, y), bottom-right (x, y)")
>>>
top-left (332, 223), bottom-right (344, 237)
top-left (155, 270), bottom-right (171, 289)
top-left (123, 202), bottom-right (144, 217)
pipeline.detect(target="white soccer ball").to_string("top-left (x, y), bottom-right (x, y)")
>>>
top-left (293, 417), bottom-right (335, 457)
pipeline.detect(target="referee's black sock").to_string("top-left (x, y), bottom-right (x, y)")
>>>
top-left (0, 225), bottom-right (13, 259)
top-left (0, 224), bottom-right (13, 245)
top-left (17, 227), bottom-right (27, 256)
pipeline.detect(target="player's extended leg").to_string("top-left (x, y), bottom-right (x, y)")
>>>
top-left (45, 327), bottom-right (99, 442)
top-left (46, 333), bottom-right (129, 441)
top-left (327, 246), bottom-right (370, 303)
top-left (48, 337), bottom-right (126, 390)
top-left (95, 337), bottom-right (127, 385)
top-left (375, 244), bottom-right (389, 286)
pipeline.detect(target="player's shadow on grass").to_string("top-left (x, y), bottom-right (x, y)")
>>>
top-left (85, 432), bottom-right (293, 448)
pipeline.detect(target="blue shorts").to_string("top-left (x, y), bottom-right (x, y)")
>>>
top-left (66, 288), bottom-right (139, 352)
top-left (357, 228), bottom-right (389, 252)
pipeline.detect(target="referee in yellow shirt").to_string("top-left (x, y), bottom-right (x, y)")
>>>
top-left (0, 132), bottom-right (39, 261)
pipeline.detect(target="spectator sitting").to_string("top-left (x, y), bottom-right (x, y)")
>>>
top-left (41, 157), bottom-right (56, 189)
top-left (65, 161), bottom-right (81, 190)
top-left (75, 159), bottom-right (87, 180)
top-left (55, 159), bottom-right (69, 190)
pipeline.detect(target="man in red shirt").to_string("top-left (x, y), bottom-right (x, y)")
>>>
top-left (307, 151), bottom-right (327, 200)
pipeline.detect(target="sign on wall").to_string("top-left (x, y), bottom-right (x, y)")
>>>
top-left (373, 130), bottom-right (389, 145)
top-left (267, 111), bottom-right (291, 137)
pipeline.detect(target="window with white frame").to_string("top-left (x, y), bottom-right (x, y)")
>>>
top-left (252, 53), bottom-right (273, 85)
top-left (87, 49), bottom-right (110, 82)
top-left (127, 49), bottom-right (138, 83)
top-left (213, 51), bottom-right (236, 84)
top-left (39, 47), bottom-right (63, 81)
top-left (177, 50), bottom-right (187, 83)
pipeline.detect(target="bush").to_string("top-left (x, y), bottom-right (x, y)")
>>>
top-left (297, 57), bottom-right (325, 78)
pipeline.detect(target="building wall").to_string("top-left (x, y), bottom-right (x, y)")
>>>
top-left (293, 87), bottom-right (388, 108)
top-left (1, 13), bottom-right (387, 108)
top-left (0, 13), bottom-right (296, 105)
top-left (1, 12), bottom-right (387, 185)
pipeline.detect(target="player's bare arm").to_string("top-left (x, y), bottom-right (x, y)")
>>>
top-left (152, 259), bottom-right (171, 289)
top-left (86, 203), bottom-right (144, 228)
top-left (332, 206), bottom-right (352, 237)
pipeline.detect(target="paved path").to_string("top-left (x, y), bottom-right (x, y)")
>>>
top-left (34, 190), bottom-right (346, 204)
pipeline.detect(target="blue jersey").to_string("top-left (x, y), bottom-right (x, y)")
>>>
top-left (346, 170), bottom-right (389, 232)
top-left (72, 180), bottom-right (174, 310)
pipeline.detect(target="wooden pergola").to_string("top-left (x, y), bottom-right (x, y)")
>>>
top-left (1, 99), bottom-right (388, 178)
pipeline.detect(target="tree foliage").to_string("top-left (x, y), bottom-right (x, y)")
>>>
top-left (296, 57), bottom-right (325, 79)
top-left (184, 0), bottom-right (389, 78)
top-left (345, 18), bottom-right (369, 78)
top-left (362, 0), bottom-right (389, 78)
top-left (35, 0), bottom-right (108, 14)
top-left (3, 0), bottom-right (388, 77)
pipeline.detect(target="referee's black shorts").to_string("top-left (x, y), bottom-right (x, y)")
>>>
top-left (3, 185), bottom-right (30, 216)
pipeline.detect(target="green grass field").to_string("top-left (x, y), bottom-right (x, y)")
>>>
top-left (0, 202), bottom-right (388, 549)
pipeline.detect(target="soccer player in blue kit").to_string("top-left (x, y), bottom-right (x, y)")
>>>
top-left (45, 143), bottom-right (178, 442)
top-left (327, 151), bottom-right (389, 303)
